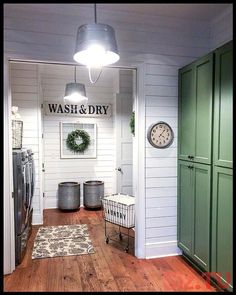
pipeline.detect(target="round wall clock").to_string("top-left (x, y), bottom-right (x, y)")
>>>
top-left (147, 121), bottom-right (174, 149)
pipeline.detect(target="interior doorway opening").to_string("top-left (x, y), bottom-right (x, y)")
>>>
top-left (9, 59), bottom-right (137, 264)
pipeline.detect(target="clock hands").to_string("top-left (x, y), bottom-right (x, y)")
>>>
top-left (159, 129), bottom-right (165, 137)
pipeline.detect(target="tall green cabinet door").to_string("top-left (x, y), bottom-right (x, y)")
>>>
top-left (194, 53), bottom-right (213, 164)
top-left (211, 166), bottom-right (233, 291)
top-left (213, 41), bottom-right (233, 168)
top-left (177, 160), bottom-right (194, 255)
top-left (191, 163), bottom-right (211, 271)
top-left (178, 65), bottom-right (195, 161)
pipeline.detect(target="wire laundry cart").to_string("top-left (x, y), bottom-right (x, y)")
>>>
top-left (101, 193), bottom-right (135, 252)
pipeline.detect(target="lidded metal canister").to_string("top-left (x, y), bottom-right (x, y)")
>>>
top-left (83, 180), bottom-right (104, 209)
top-left (58, 182), bottom-right (80, 210)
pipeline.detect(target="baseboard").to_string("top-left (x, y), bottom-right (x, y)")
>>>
top-left (32, 212), bottom-right (43, 225)
top-left (44, 197), bottom-right (85, 209)
top-left (145, 241), bottom-right (182, 259)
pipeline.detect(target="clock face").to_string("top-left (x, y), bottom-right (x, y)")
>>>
top-left (147, 122), bottom-right (174, 148)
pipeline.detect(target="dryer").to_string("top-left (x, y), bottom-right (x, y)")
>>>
top-left (13, 149), bottom-right (35, 265)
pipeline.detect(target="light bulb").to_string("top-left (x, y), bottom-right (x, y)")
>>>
top-left (64, 92), bottom-right (88, 104)
top-left (73, 43), bottom-right (119, 68)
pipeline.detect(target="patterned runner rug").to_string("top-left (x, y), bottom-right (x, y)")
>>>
top-left (32, 224), bottom-right (95, 259)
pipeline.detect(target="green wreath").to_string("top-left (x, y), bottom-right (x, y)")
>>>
top-left (66, 129), bottom-right (91, 153)
top-left (129, 111), bottom-right (135, 136)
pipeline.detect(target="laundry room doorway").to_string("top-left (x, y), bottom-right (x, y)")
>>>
top-left (39, 63), bottom-right (136, 209)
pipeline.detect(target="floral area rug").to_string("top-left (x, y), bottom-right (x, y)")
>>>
top-left (32, 224), bottom-right (95, 259)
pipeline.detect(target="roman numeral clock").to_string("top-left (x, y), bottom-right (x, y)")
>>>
top-left (147, 121), bottom-right (174, 148)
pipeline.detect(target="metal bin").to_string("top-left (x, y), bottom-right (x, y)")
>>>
top-left (83, 180), bottom-right (104, 209)
top-left (58, 182), bottom-right (80, 210)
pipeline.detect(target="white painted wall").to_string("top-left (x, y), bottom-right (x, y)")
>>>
top-left (10, 62), bottom-right (43, 225)
top-left (4, 57), bottom-right (15, 274)
top-left (210, 5), bottom-right (233, 50)
top-left (4, 4), bottom-right (232, 259)
top-left (40, 64), bottom-right (118, 208)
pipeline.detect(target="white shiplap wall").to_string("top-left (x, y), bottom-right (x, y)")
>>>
top-left (40, 64), bottom-right (118, 208)
top-left (4, 4), bottom-right (232, 258)
top-left (10, 62), bottom-right (43, 224)
top-left (210, 5), bottom-right (233, 50)
top-left (145, 61), bottom-right (179, 257)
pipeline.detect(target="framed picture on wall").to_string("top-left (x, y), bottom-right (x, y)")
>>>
top-left (60, 122), bottom-right (97, 159)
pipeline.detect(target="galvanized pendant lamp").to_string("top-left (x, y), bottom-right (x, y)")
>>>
top-left (64, 66), bottom-right (88, 103)
top-left (73, 3), bottom-right (120, 83)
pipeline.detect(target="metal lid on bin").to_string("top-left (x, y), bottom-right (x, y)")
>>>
top-left (59, 182), bottom-right (80, 186)
top-left (84, 180), bottom-right (104, 185)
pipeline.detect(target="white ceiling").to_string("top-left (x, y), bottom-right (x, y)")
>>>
top-left (98, 3), bottom-right (231, 21)
top-left (5, 3), bottom-right (231, 23)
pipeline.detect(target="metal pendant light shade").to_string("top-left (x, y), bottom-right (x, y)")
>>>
top-left (64, 67), bottom-right (88, 103)
top-left (73, 4), bottom-right (119, 68)
top-left (73, 23), bottom-right (120, 67)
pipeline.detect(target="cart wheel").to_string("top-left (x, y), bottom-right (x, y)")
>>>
top-left (125, 247), bottom-right (129, 253)
top-left (119, 233), bottom-right (123, 240)
top-left (105, 237), bottom-right (109, 244)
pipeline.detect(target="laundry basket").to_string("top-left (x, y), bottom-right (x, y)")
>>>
top-left (102, 193), bottom-right (135, 228)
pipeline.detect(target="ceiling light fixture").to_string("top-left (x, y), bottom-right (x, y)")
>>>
top-left (64, 66), bottom-right (88, 104)
top-left (73, 3), bottom-right (120, 84)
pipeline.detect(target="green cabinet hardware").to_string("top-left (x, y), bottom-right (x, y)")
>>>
top-left (178, 160), bottom-right (211, 271)
top-left (211, 166), bottom-right (233, 291)
top-left (213, 41), bottom-right (233, 168)
top-left (178, 53), bottom-right (213, 164)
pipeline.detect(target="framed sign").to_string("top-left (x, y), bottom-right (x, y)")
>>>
top-left (60, 122), bottom-right (97, 159)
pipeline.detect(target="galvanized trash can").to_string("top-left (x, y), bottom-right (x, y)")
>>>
top-left (58, 182), bottom-right (80, 210)
top-left (83, 180), bottom-right (104, 209)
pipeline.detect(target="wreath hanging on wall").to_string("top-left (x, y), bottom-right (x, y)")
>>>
top-left (129, 111), bottom-right (135, 136)
top-left (66, 129), bottom-right (91, 153)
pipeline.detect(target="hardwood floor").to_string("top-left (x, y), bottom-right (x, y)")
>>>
top-left (4, 208), bottom-right (216, 292)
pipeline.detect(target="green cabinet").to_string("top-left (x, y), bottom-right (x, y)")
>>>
top-left (178, 160), bottom-right (211, 271)
top-left (178, 41), bottom-right (233, 290)
top-left (178, 65), bottom-right (195, 162)
top-left (177, 160), bottom-right (193, 256)
top-left (178, 53), bottom-right (213, 164)
top-left (211, 166), bottom-right (233, 291)
top-left (213, 41), bottom-right (233, 168)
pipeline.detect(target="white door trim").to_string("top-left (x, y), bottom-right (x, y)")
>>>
top-left (5, 57), bottom-right (147, 266)
top-left (134, 64), bottom-right (146, 258)
top-left (4, 55), bottom-right (15, 274)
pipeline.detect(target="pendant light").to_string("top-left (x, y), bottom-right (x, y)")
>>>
top-left (64, 66), bottom-right (88, 104)
top-left (73, 4), bottom-right (120, 83)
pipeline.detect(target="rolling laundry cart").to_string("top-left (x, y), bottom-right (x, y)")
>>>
top-left (101, 193), bottom-right (135, 252)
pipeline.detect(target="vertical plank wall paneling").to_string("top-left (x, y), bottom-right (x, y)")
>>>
top-left (40, 64), bottom-right (118, 208)
top-left (10, 63), bottom-right (42, 224)
top-left (4, 4), bottom-right (232, 257)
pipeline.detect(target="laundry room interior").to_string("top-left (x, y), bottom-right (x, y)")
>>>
top-left (10, 61), bottom-right (135, 224)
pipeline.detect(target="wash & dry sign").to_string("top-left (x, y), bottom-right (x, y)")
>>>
top-left (44, 101), bottom-right (112, 117)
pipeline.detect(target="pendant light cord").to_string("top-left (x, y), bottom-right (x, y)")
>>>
top-left (74, 66), bottom-right (77, 82)
top-left (94, 3), bottom-right (97, 23)
top-left (88, 66), bottom-right (102, 84)
top-left (87, 3), bottom-right (102, 84)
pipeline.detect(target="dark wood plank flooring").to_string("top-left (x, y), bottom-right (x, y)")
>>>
top-left (4, 208), bottom-right (216, 292)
